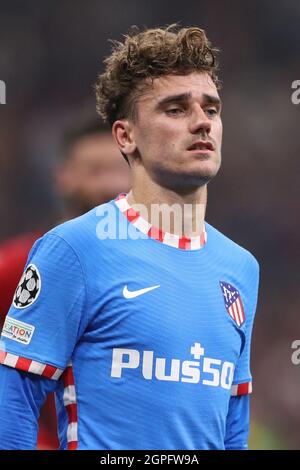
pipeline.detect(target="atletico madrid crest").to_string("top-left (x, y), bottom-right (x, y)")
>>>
top-left (219, 281), bottom-right (245, 327)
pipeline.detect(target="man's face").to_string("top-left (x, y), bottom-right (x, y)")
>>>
top-left (130, 71), bottom-right (222, 189)
top-left (57, 133), bottom-right (131, 212)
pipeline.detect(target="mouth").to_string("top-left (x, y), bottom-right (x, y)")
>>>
top-left (187, 140), bottom-right (214, 153)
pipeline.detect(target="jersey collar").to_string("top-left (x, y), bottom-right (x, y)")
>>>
top-left (114, 193), bottom-right (207, 250)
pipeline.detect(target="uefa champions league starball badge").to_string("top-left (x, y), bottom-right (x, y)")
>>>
top-left (13, 264), bottom-right (41, 309)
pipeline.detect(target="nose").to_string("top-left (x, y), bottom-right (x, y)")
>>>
top-left (189, 104), bottom-right (211, 135)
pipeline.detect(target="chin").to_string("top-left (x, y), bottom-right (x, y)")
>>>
top-left (184, 161), bottom-right (220, 182)
top-left (156, 169), bottom-right (219, 191)
top-left (184, 173), bottom-right (216, 187)
top-left (152, 158), bottom-right (221, 190)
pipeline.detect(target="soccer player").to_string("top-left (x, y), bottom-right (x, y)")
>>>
top-left (0, 25), bottom-right (259, 450)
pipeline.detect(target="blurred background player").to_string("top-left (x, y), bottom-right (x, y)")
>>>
top-left (55, 117), bottom-right (131, 220)
top-left (0, 116), bottom-right (131, 449)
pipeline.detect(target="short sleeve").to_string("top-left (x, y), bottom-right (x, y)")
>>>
top-left (0, 234), bottom-right (87, 380)
top-left (231, 256), bottom-right (260, 396)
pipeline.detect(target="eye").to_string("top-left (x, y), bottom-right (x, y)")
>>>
top-left (166, 107), bottom-right (185, 116)
top-left (205, 108), bottom-right (218, 117)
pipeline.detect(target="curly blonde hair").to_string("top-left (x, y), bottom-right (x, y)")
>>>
top-left (95, 24), bottom-right (220, 126)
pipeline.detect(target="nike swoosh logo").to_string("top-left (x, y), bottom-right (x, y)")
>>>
top-left (123, 285), bottom-right (160, 299)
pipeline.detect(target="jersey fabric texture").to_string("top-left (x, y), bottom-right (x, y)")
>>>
top-left (0, 195), bottom-right (259, 450)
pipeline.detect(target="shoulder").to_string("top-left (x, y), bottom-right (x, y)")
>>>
top-left (44, 200), bottom-right (115, 249)
top-left (205, 222), bottom-right (259, 276)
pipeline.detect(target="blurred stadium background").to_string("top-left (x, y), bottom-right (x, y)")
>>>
top-left (0, 0), bottom-right (300, 449)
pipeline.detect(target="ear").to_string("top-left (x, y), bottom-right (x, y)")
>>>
top-left (112, 120), bottom-right (136, 157)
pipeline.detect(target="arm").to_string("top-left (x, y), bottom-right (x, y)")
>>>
top-left (0, 233), bottom-right (87, 449)
top-left (0, 365), bottom-right (56, 450)
top-left (224, 394), bottom-right (250, 450)
top-left (225, 255), bottom-right (259, 450)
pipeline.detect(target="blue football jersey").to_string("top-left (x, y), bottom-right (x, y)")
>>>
top-left (0, 195), bottom-right (259, 449)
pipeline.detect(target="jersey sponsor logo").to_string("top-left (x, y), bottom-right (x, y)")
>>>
top-left (123, 284), bottom-right (160, 299)
top-left (13, 264), bottom-right (41, 309)
top-left (111, 342), bottom-right (235, 390)
top-left (1, 316), bottom-right (35, 345)
top-left (219, 281), bottom-right (245, 327)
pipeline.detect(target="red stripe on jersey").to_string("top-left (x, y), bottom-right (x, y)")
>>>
top-left (16, 356), bottom-right (32, 371)
top-left (147, 226), bottom-right (164, 242)
top-left (62, 364), bottom-right (78, 450)
top-left (0, 350), bottom-right (7, 363)
top-left (237, 382), bottom-right (251, 395)
top-left (178, 237), bottom-right (191, 249)
top-left (43, 364), bottom-right (59, 379)
top-left (200, 230), bottom-right (206, 247)
top-left (68, 441), bottom-right (78, 450)
top-left (0, 350), bottom-right (63, 380)
top-left (115, 193), bottom-right (126, 201)
top-left (124, 208), bottom-right (139, 223)
top-left (66, 403), bottom-right (78, 423)
top-left (63, 366), bottom-right (75, 387)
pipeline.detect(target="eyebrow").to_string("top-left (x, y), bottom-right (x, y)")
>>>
top-left (156, 92), bottom-right (222, 108)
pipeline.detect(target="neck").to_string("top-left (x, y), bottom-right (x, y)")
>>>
top-left (127, 175), bottom-right (207, 239)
